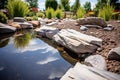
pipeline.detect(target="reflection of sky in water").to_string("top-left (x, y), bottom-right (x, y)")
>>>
top-left (0, 38), bottom-right (71, 80)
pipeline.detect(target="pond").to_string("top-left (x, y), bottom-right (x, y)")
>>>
top-left (0, 30), bottom-right (78, 80)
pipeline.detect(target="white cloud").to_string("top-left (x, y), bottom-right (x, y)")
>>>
top-left (36, 56), bottom-right (59, 65)
top-left (48, 71), bottom-right (64, 79)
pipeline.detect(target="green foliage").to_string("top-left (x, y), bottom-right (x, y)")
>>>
top-left (72, 0), bottom-right (80, 13)
top-left (32, 16), bottom-right (38, 20)
top-left (45, 0), bottom-right (58, 10)
top-left (46, 8), bottom-right (54, 19)
top-left (7, 0), bottom-right (29, 19)
top-left (112, 12), bottom-right (120, 20)
top-left (0, 12), bottom-right (8, 23)
top-left (0, 0), bottom-right (8, 9)
top-left (55, 9), bottom-right (64, 19)
top-left (14, 32), bottom-right (32, 49)
top-left (60, 0), bottom-right (70, 11)
top-left (36, 12), bottom-right (45, 18)
top-left (26, 0), bottom-right (38, 8)
top-left (84, 1), bottom-right (91, 13)
top-left (98, 4), bottom-right (114, 21)
top-left (26, 12), bottom-right (36, 17)
top-left (76, 7), bottom-right (85, 19)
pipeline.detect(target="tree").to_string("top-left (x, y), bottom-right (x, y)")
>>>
top-left (60, 0), bottom-right (70, 11)
top-left (72, 0), bottom-right (81, 13)
top-left (110, 0), bottom-right (120, 9)
top-left (0, 0), bottom-right (8, 9)
top-left (45, 0), bottom-right (58, 10)
top-left (84, 1), bottom-right (91, 13)
top-left (26, 0), bottom-right (38, 8)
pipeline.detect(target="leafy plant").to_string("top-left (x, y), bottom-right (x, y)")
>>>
top-left (98, 4), bottom-right (114, 21)
top-left (55, 9), bottom-right (64, 19)
top-left (32, 16), bottom-right (38, 20)
top-left (36, 12), bottom-right (45, 18)
top-left (46, 8), bottom-right (54, 19)
top-left (0, 12), bottom-right (8, 23)
top-left (76, 7), bottom-right (85, 19)
top-left (7, 0), bottom-right (29, 19)
top-left (60, 0), bottom-right (70, 11)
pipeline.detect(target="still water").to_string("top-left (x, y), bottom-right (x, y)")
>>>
top-left (0, 30), bottom-right (77, 80)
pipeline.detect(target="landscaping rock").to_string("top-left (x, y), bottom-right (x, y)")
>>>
top-left (83, 25), bottom-right (102, 29)
top-left (13, 17), bottom-right (26, 22)
top-left (80, 26), bottom-right (88, 31)
top-left (107, 47), bottom-right (120, 61)
top-left (77, 17), bottom-right (107, 28)
top-left (35, 26), bottom-right (59, 39)
top-left (53, 29), bottom-right (102, 54)
top-left (9, 22), bottom-right (21, 29)
top-left (0, 23), bottom-right (16, 33)
top-left (46, 22), bottom-right (58, 26)
top-left (28, 21), bottom-right (40, 27)
top-left (104, 24), bottom-right (113, 31)
top-left (85, 55), bottom-right (107, 70)
top-left (19, 22), bottom-right (33, 29)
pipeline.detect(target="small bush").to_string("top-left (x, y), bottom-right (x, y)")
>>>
top-left (36, 12), bottom-right (45, 18)
top-left (26, 12), bottom-right (36, 17)
top-left (112, 12), bottom-right (120, 20)
top-left (98, 4), bottom-right (114, 21)
top-left (32, 16), bottom-right (38, 20)
top-left (7, 0), bottom-right (29, 19)
top-left (55, 9), bottom-right (64, 19)
top-left (0, 12), bottom-right (8, 23)
top-left (46, 8), bottom-right (54, 19)
top-left (76, 7), bottom-right (85, 19)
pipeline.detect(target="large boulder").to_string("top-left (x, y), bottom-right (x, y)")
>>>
top-left (13, 17), bottom-right (26, 22)
top-left (28, 21), bottom-right (40, 27)
top-left (9, 22), bottom-right (21, 29)
top-left (107, 47), bottom-right (120, 61)
top-left (35, 26), bottom-right (59, 39)
top-left (85, 55), bottom-right (107, 70)
top-left (0, 23), bottom-right (16, 33)
top-left (77, 17), bottom-right (107, 28)
top-left (53, 29), bottom-right (102, 54)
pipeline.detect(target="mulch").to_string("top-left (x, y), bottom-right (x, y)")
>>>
top-left (52, 20), bottom-right (120, 74)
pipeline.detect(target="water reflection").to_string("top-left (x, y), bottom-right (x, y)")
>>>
top-left (0, 30), bottom-right (72, 80)
top-left (13, 30), bottom-right (32, 49)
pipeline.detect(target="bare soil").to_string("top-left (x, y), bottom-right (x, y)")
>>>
top-left (52, 20), bottom-right (120, 74)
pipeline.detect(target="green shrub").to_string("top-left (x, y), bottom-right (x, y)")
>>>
top-left (98, 4), bottom-right (114, 21)
top-left (26, 12), bottom-right (36, 17)
top-left (32, 16), bottom-right (38, 20)
top-left (112, 12), bottom-right (120, 20)
top-left (46, 8), bottom-right (54, 19)
top-left (7, 0), bottom-right (29, 19)
top-left (55, 9), bottom-right (64, 19)
top-left (0, 12), bottom-right (8, 23)
top-left (36, 12), bottom-right (45, 18)
top-left (76, 7), bottom-right (85, 19)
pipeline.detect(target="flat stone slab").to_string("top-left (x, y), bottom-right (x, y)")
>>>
top-left (61, 62), bottom-right (120, 80)
top-left (0, 23), bottom-right (16, 33)
top-left (53, 29), bottom-right (102, 54)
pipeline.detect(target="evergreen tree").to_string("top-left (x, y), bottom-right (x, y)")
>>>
top-left (26, 0), bottom-right (38, 8)
top-left (45, 0), bottom-right (58, 10)
top-left (84, 1), bottom-right (91, 13)
top-left (72, 0), bottom-right (81, 13)
top-left (0, 0), bottom-right (8, 9)
top-left (60, 0), bottom-right (70, 11)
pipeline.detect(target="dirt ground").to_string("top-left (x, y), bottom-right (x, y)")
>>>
top-left (52, 20), bottom-right (120, 74)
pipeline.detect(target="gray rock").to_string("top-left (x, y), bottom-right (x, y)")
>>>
top-left (85, 55), bottom-right (107, 70)
top-left (83, 25), bottom-right (102, 29)
top-left (46, 22), bottom-right (58, 26)
top-left (104, 24), bottom-right (113, 31)
top-left (107, 47), bottom-right (120, 61)
top-left (18, 22), bottom-right (33, 29)
top-left (13, 17), bottom-right (26, 22)
top-left (77, 17), bottom-right (107, 28)
top-left (0, 23), bottom-right (16, 33)
top-left (35, 26), bottom-right (59, 39)
top-left (53, 29), bottom-right (102, 54)
top-left (80, 26), bottom-right (88, 31)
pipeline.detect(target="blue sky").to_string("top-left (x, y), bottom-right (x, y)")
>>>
top-left (38, 0), bottom-right (98, 10)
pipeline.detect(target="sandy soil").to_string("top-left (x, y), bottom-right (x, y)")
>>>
top-left (52, 20), bottom-right (120, 74)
